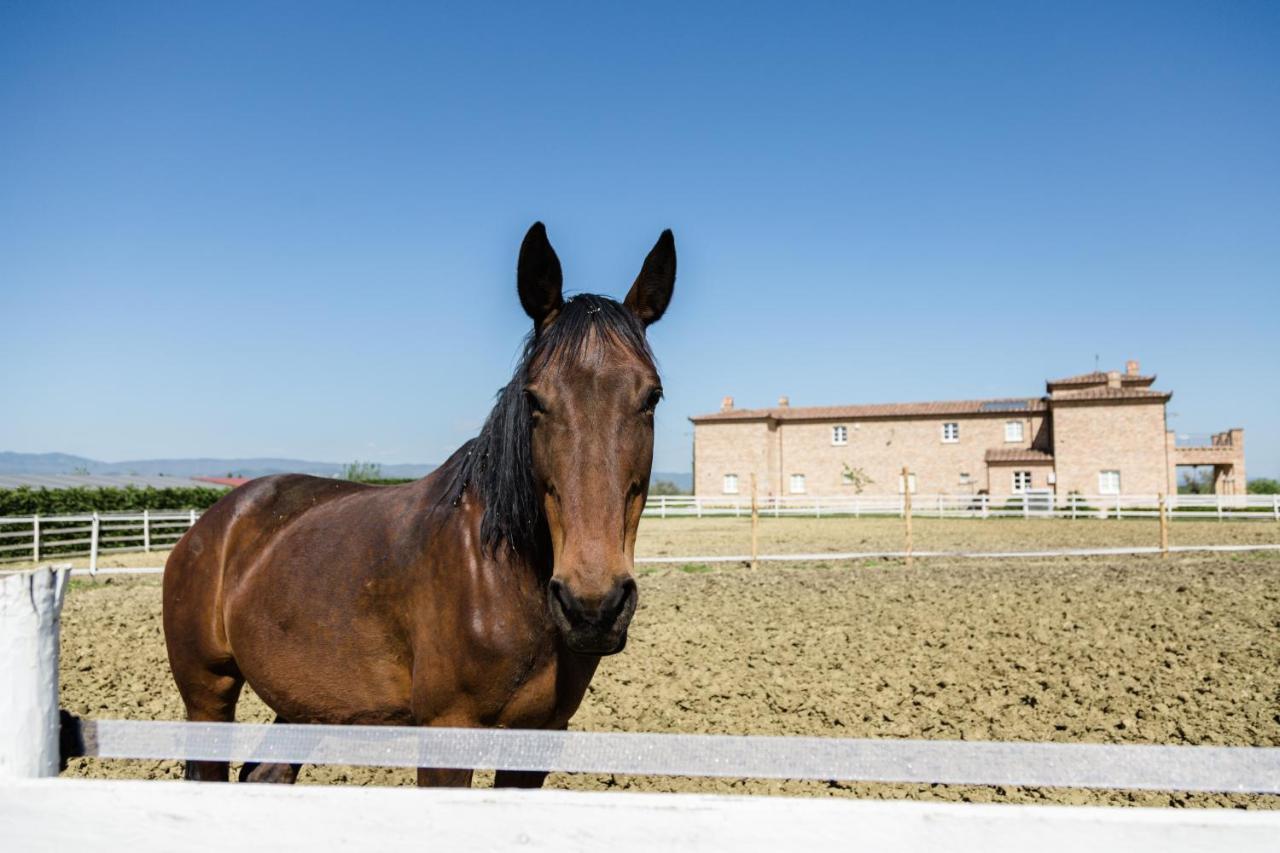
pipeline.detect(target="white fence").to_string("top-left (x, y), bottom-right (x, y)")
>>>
top-left (643, 492), bottom-right (1280, 521)
top-left (0, 510), bottom-right (197, 567)
top-left (3, 567), bottom-right (1279, 851)
top-left (1, 494), bottom-right (1277, 565)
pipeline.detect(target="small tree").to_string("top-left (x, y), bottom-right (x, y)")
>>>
top-left (344, 460), bottom-right (383, 482)
top-left (650, 479), bottom-right (686, 496)
top-left (840, 463), bottom-right (873, 494)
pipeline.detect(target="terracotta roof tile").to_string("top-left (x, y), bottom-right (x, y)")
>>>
top-left (1047, 370), bottom-right (1155, 388)
top-left (690, 397), bottom-right (1047, 423)
top-left (1050, 387), bottom-right (1171, 402)
top-left (985, 448), bottom-right (1054, 463)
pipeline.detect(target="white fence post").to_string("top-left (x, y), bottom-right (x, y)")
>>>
top-left (1022, 494), bottom-right (1029, 520)
top-left (0, 567), bottom-right (70, 779)
top-left (815, 499), bottom-right (822, 519)
top-left (143, 509), bottom-right (151, 553)
top-left (189, 508), bottom-right (197, 529)
top-left (981, 494), bottom-right (989, 520)
top-left (31, 515), bottom-right (40, 563)
top-left (1116, 496), bottom-right (1122, 521)
top-left (89, 512), bottom-right (100, 576)
top-left (1071, 494), bottom-right (1078, 521)
top-left (1217, 495), bottom-right (1223, 522)
top-left (1274, 495), bottom-right (1279, 522)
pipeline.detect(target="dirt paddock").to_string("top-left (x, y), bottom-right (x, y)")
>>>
top-left (57, 517), bottom-right (1280, 808)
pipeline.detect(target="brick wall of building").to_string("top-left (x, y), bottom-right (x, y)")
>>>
top-left (696, 412), bottom-right (1048, 498)
top-left (1048, 399), bottom-right (1170, 495)
top-left (692, 419), bottom-right (776, 497)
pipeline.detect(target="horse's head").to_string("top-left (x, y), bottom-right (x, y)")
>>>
top-left (514, 222), bottom-right (675, 655)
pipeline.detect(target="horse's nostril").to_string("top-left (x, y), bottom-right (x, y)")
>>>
top-left (548, 578), bottom-right (576, 617)
top-left (599, 578), bottom-right (637, 623)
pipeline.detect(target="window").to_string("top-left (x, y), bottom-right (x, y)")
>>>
top-left (1099, 470), bottom-right (1121, 495)
top-left (722, 474), bottom-right (739, 495)
top-left (897, 473), bottom-right (917, 494)
top-left (789, 474), bottom-right (807, 494)
top-left (959, 472), bottom-right (971, 485)
top-left (1004, 421), bottom-right (1024, 443)
top-left (942, 422), bottom-right (959, 443)
top-left (832, 425), bottom-right (848, 446)
top-left (1012, 470), bottom-right (1032, 493)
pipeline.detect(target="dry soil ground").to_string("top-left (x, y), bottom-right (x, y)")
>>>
top-left (55, 516), bottom-right (1280, 808)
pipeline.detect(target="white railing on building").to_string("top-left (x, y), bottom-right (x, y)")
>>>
top-left (1, 494), bottom-right (1278, 564)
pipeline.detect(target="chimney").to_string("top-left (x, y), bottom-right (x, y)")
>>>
top-left (1106, 370), bottom-right (1121, 389)
top-left (1125, 359), bottom-right (1140, 376)
top-left (720, 396), bottom-right (734, 412)
top-left (777, 395), bottom-right (790, 408)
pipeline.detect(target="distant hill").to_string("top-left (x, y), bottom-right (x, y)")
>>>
top-left (0, 452), bottom-right (435, 480)
top-left (0, 452), bottom-right (691, 491)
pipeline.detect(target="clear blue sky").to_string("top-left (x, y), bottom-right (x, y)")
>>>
top-left (2, 2), bottom-right (1277, 476)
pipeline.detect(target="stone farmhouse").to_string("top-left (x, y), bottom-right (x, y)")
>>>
top-left (689, 362), bottom-right (1245, 499)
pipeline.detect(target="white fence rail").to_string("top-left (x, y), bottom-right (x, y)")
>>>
top-left (1, 494), bottom-right (1276, 565)
top-left (0, 510), bottom-right (197, 568)
top-left (643, 493), bottom-right (1280, 521)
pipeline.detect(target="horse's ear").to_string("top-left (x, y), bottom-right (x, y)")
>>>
top-left (517, 222), bottom-right (563, 330)
top-left (624, 229), bottom-right (676, 327)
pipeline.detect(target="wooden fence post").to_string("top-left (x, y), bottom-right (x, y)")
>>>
top-left (89, 512), bottom-right (100, 576)
top-left (0, 567), bottom-right (70, 779)
top-left (902, 466), bottom-right (913, 569)
top-left (1158, 493), bottom-right (1169, 559)
top-left (750, 474), bottom-right (759, 571)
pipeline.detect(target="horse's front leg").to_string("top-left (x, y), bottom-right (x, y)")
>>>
top-left (414, 707), bottom-right (477, 788)
top-left (417, 767), bottom-right (474, 787)
top-left (493, 769), bottom-right (549, 788)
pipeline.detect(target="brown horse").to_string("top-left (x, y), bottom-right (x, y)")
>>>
top-left (162, 222), bottom-right (675, 787)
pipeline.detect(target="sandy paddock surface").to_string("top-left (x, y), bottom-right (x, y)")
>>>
top-left (56, 517), bottom-right (1280, 808)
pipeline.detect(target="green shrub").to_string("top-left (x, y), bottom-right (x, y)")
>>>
top-left (1248, 478), bottom-right (1280, 495)
top-left (0, 486), bottom-right (229, 516)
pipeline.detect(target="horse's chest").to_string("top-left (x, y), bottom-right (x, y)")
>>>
top-left (490, 652), bottom-right (599, 730)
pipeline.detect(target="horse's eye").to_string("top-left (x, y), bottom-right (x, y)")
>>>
top-left (642, 387), bottom-right (663, 414)
top-left (525, 390), bottom-right (547, 415)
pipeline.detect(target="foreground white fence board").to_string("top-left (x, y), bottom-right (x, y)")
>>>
top-left (4, 779), bottom-right (1278, 853)
top-left (78, 719), bottom-right (1280, 793)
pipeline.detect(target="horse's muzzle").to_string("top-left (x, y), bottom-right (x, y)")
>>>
top-left (547, 576), bottom-right (638, 655)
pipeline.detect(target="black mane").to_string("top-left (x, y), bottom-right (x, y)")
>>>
top-left (437, 294), bottom-right (656, 562)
